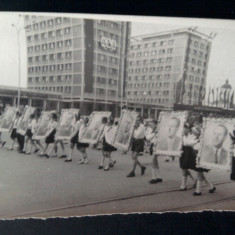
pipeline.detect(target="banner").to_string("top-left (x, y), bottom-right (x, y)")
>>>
top-left (56, 109), bottom-right (79, 140)
top-left (80, 111), bottom-right (111, 144)
top-left (0, 106), bottom-right (16, 131)
top-left (33, 111), bottom-right (51, 140)
top-left (17, 106), bottom-right (36, 135)
top-left (114, 110), bottom-right (138, 151)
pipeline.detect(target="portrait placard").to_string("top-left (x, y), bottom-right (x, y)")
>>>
top-left (80, 111), bottom-right (111, 144)
top-left (197, 118), bottom-right (233, 171)
top-left (33, 111), bottom-right (51, 140)
top-left (56, 109), bottom-right (79, 140)
top-left (155, 111), bottom-right (188, 156)
top-left (17, 106), bottom-right (36, 135)
top-left (114, 110), bottom-right (139, 151)
top-left (0, 106), bottom-right (17, 131)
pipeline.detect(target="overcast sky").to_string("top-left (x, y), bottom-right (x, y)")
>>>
top-left (0, 12), bottom-right (235, 89)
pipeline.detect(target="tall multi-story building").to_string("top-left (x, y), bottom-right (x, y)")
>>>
top-left (24, 16), bottom-right (131, 115)
top-left (126, 28), bottom-right (212, 118)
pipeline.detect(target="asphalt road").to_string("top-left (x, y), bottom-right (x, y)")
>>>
top-left (0, 132), bottom-right (233, 218)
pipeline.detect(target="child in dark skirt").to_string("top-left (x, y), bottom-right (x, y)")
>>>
top-left (8, 111), bottom-right (21, 150)
top-left (40, 113), bottom-right (58, 158)
top-left (65, 113), bottom-right (81, 162)
top-left (98, 117), bottom-right (117, 171)
top-left (76, 117), bottom-right (90, 164)
top-left (127, 117), bottom-right (146, 177)
top-left (179, 123), bottom-right (197, 190)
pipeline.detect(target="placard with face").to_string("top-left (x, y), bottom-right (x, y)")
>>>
top-left (17, 106), bottom-right (36, 135)
top-left (0, 106), bottom-right (17, 131)
top-left (114, 110), bottom-right (139, 151)
top-left (80, 111), bottom-right (112, 144)
top-left (197, 118), bottom-right (233, 171)
top-left (56, 109), bottom-right (79, 140)
top-left (155, 111), bottom-right (188, 156)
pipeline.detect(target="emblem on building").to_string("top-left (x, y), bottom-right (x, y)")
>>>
top-left (100, 36), bottom-right (117, 52)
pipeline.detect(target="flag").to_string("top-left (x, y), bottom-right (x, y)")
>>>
top-left (230, 90), bottom-right (234, 108)
top-left (207, 87), bottom-right (211, 105)
top-left (215, 87), bottom-right (219, 107)
top-left (211, 88), bottom-right (215, 106)
top-left (224, 89), bottom-right (227, 108)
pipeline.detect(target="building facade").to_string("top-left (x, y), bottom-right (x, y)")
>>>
top-left (126, 28), bottom-right (212, 118)
top-left (24, 16), bottom-right (131, 115)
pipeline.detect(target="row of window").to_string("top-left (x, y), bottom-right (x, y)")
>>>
top-left (30, 86), bottom-right (72, 92)
top-left (131, 40), bottom-right (174, 50)
top-left (128, 82), bottom-right (170, 88)
top-left (96, 77), bottom-right (117, 85)
top-left (28, 75), bottom-right (72, 83)
top-left (27, 40), bottom-right (72, 52)
top-left (128, 90), bottom-right (170, 96)
top-left (27, 27), bottom-right (71, 42)
top-left (97, 66), bottom-right (118, 75)
top-left (190, 49), bottom-right (207, 59)
top-left (128, 74), bottom-right (172, 81)
top-left (127, 97), bottom-right (170, 104)
top-left (129, 57), bottom-right (173, 66)
top-left (129, 48), bottom-right (174, 58)
top-left (192, 40), bottom-right (208, 50)
top-left (97, 20), bottom-right (120, 30)
top-left (96, 89), bottom-right (116, 96)
top-left (28, 64), bottom-right (73, 73)
top-left (97, 54), bottom-right (119, 64)
top-left (189, 58), bottom-right (207, 66)
top-left (28, 52), bottom-right (72, 63)
top-left (129, 66), bottom-right (172, 73)
top-left (25, 17), bottom-right (71, 31)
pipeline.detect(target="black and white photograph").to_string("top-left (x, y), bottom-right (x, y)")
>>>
top-left (114, 109), bottom-right (138, 150)
top-left (16, 106), bottom-right (36, 135)
top-left (33, 111), bottom-right (51, 139)
top-left (0, 106), bottom-right (16, 131)
top-left (56, 108), bottom-right (79, 140)
top-left (155, 111), bottom-right (187, 156)
top-left (198, 118), bottom-right (233, 170)
top-left (0, 11), bottom-right (235, 219)
top-left (80, 111), bottom-right (111, 144)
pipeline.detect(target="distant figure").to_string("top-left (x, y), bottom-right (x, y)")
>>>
top-left (158, 117), bottom-right (181, 151)
top-left (201, 124), bottom-right (228, 165)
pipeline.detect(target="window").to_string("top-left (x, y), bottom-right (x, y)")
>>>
top-left (64, 27), bottom-right (71, 34)
top-left (167, 48), bottom-right (173, 53)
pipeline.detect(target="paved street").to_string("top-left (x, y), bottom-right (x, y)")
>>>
top-left (0, 132), bottom-right (234, 218)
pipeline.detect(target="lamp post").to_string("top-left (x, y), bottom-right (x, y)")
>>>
top-left (12, 15), bottom-right (24, 109)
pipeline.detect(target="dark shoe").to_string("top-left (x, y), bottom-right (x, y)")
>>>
top-left (98, 165), bottom-right (103, 169)
top-left (141, 166), bottom-right (146, 175)
top-left (34, 148), bottom-right (39, 153)
top-left (179, 187), bottom-right (187, 191)
top-left (19, 150), bottom-right (25, 154)
top-left (127, 171), bottom-right (135, 177)
top-left (209, 187), bottom-right (216, 194)
top-left (193, 192), bottom-right (202, 196)
top-left (1, 141), bottom-right (6, 147)
top-left (109, 160), bottom-right (116, 168)
top-left (44, 154), bottom-right (49, 159)
top-left (149, 178), bottom-right (163, 184)
top-left (59, 155), bottom-right (67, 158)
top-left (165, 159), bottom-right (169, 162)
top-left (64, 159), bottom-right (72, 162)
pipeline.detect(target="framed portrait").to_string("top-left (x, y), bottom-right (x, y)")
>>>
top-left (17, 106), bottom-right (36, 135)
top-left (155, 111), bottom-right (188, 156)
top-left (0, 106), bottom-right (17, 131)
top-left (114, 110), bottom-right (139, 151)
top-left (80, 111), bottom-right (111, 144)
top-left (33, 111), bottom-right (51, 140)
top-left (197, 118), bottom-right (233, 171)
top-left (56, 109), bottom-right (79, 140)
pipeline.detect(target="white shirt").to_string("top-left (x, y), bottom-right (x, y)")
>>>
top-left (102, 125), bottom-right (117, 145)
top-left (133, 124), bottom-right (145, 139)
top-left (78, 124), bottom-right (86, 140)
